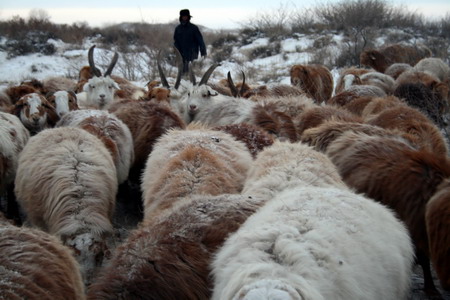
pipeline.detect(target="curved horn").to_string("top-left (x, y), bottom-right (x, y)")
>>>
top-left (227, 71), bottom-right (239, 98)
top-left (239, 71), bottom-right (246, 97)
top-left (104, 51), bottom-right (119, 77)
top-left (189, 63), bottom-right (196, 85)
top-left (174, 47), bottom-right (184, 90)
top-left (88, 45), bottom-right (102, 77)
top-left (199, 63), bottom-right (221, 86)
top-left (157, 50), bottom-right (170, 88)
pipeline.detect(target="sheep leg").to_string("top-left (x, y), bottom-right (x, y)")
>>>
top-left (418, 252), bottom-right (442, 299)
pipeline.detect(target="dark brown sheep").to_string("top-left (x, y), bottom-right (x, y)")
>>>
top-left (290, 64), bottom-right (334, 103)
top-left (296, 105), bottom-right (362, 136)
top-left (360, 43), bottom-right (432, 73)
top-left (326, 131), bottom-right (450, 297)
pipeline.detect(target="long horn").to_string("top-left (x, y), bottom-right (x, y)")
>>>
top-left (189, 62), bottom-right (196, 85)
top-left (227, 71), bottom-right (239, 98)
top-left (199, 63), bottom-right (221, 86)
top-left (239, 71), bottom-right (246, 97)
top-left (157, 50), bottom-right (170, 88)
top-left (88, 45), bottom-right (102, 77)
top-left (104, 51), bottom-right (119, 77)
top-left (174, 47), bottom-right (184, 90)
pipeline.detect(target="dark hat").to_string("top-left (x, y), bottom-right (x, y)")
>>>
top-left (179, 9), bottom-right (192, 17)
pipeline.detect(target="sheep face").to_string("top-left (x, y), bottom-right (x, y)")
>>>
top-left (83, 76), bottom-right (119, 109)
top-left (65, 232), bottom-right (110, 286)
top-left (48, 91), bottom-right (79, 117)
top-left (182, 84), bottom-right (218, 121)
top-left (14, 93), bottom-right (52, 133)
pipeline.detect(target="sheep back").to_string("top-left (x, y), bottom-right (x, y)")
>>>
top-left (0, 224), bottom-right (85, 300)
top-left (211, 186), bottom-right (414, 300)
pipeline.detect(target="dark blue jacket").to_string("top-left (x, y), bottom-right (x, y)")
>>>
top-left (174, 21), bottom-right (207, 62)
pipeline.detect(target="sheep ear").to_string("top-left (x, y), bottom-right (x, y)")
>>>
top-left (370, 54), bottom-right (376, 60)
top-left (45, 91), bottom-right (54, 99)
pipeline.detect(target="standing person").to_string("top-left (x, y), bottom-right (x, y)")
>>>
top-left (174, 9), bottom-right (207, 74)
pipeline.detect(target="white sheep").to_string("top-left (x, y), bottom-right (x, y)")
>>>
top-left (14, 127), bottom-right (118, 285)
top-left (56, 109), bottom-right (134, 184)
top-left (212, 141), bottom-right (414, 300)
top-left (211, 185), bottom-right (414, 300)
top-left (0, 111), bottom-right (30, 193)
top-left (414, 57), bottom-right (450, 83)
top-left (79, 45), bottom-right (120, 110)
top-left (242, 141), bottom-right (346, 199)
top-left (0, 111), bottom-right (30, 221)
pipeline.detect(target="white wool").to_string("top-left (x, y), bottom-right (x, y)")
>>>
top-left (212, 186), bottom-right (414, 300)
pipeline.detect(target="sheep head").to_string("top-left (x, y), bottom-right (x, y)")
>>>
top-left (12, 93), bottom-right (57, 134)
top-left (180, 63), bottom-right (221, 122)
top-left (83, 45), bottom-right (120, 109)
top-left (64, 232), bottom-right (111, 286)
top-left (46, 90), bottom-right (79, 117)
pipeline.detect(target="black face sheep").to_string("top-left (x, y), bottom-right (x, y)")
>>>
top-left (212, 141), bottom-right (414, 300)
top-left (326, 131), bottom-right (450, 296)
top-left (0, 221), bottom-right (86, 300)
top-left (14, 127), bottom-right (118, 285)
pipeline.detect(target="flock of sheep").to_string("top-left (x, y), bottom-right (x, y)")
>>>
top-left (0, 42), bottom-right (449, 300)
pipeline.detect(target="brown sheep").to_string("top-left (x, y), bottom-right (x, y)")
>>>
top-left (296, 105), bottom-right (362, 137)
top-left (360, 43), bottom-right (432, 73)
top-left (326, 131), bottom-right (450, 297)
top-left (0, 222), bottom-right (86, 300)
top-left (425, 179), bottom-right (450, 291)
top-left (360, 95), bottom-right (405, 119)
top-left (213, 123), bottom-right (274, 158)
top-left (108, 99), bottom-right (186, 183)
top-left (86, 193), bottom-right (266, 300)
top-left (365, 104), bottom-right (448, 156)
top-left (326, 84), bottom-right (386, 107)
top-left (290, 64), bottom-right (334, 103)
top-left (4, 84), bottom-right (40, 104)
top-left (300, 120), bottom-right (394, 153)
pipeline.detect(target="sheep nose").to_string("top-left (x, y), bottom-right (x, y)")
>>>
top-left (189, 104), bottom-right (197, 110)
top-left (32, 114), bottom-right (40, 122)
top-left (99, 94), bottom-right (105, 99)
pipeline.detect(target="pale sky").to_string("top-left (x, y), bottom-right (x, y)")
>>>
top-left (1, 0), bottom-right (449, 29)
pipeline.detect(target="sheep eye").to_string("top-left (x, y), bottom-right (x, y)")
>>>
top-left (187, 92), bottom-right (191, 97)
top-left (211, 137), bottom-right (220, 143)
